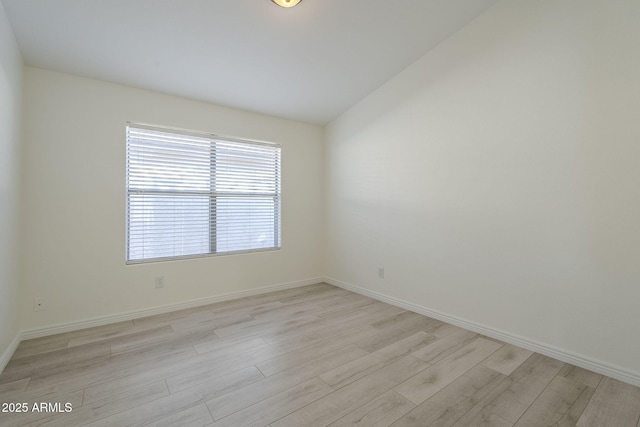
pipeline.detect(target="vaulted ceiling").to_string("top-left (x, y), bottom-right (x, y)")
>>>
top-left (2, 0), bottom-right (499, 124)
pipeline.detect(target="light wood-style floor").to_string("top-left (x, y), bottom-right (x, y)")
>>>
top-left (1, 283), bottom-right (639, 427)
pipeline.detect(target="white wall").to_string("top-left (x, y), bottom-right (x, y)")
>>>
top-left (325, 0), bottom-right (640, 378)
top-left (0, 1), bottom-right (23, 362)
top-left (21, 67), bottom-right (324, 331)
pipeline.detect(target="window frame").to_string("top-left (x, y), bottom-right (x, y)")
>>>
top-left (125, 122), bottom-right (282, 264)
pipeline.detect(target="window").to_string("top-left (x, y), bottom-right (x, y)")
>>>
top-left (126, 123), bottom-right (281, 263)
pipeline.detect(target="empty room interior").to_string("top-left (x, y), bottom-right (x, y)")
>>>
top-left (1, 0), bottom-right (640, 426)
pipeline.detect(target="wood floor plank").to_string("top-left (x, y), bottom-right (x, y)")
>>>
top-left (277, 287), bottom-right (350, 307)
top-left (213, 314), bottom-right (320, 341)
top-left (319, 353), bottom-right (386, 389)
top-left (459, 353), bottom-right (565, 423)
top-left (10, 336), bottom-right (70, 360)
top-left (22, 345), bottom-right (195, 400)
top-left (110, 327), bottom-right (218, 356)
top-left (515, 375), bottom-right (595, 427)
top-left (193, 336), bottom-right (267, 356)
top-left (145, 403), bottom-right (214, 427)
top-left (483, 344), bottom-right (533, 376)
top-left (82, 342), bottom-right (263, 404)
top-left (206, 344), bottom-right (369, 420)
top-left (270, 355), bottom-right (430, 427)
top-left (0, 341), bottom-right (112, 385)
top-left (319, 331), bottom-right (438, 390)
top-left (251, 304), bottom-right (324, 322)
top-left (262, 304), bottom-right (401, 347)
top-left (24, 331), bottom-right (200, 391)
top-left (132, 306), bottom-right (222, 326)
top-left (226, 286), bottom-right (334, 313)
top-left (84, 365), bottom-right (267, 427)
top-left (558, 364), bottom-right (603, 388)
top-left (17, 321), bottom-right (135, 356)
top-left (576, 377), bottom-right (640, 427)
top-left (26, 380), bottom-right (170, 427)
top-left (373, 331), bottom-right (439, 361)
top-left (370, 311), bottom-right (428, 330)
top-left (356, 312), bottom-right (439, 353)
top-left (66, 322), bottom-right (173, 348)
top-left (452, 408), bottom-right (513, 427)
top-left (426, 322), bottom-right (466, 338)
top-left (264, 322), bottom-right (374, 359)
top-left (166, 326), bottom-right (372, 399)
top-left (314, 292), bottom-right (376, 311)
top-left (253, 327), bottom-right (382, 378)
top-left (169, 312), bottom-right (255, 333)
top-left (0, 378), bottom-right (29, 397)
top-left (328, 390), bottom-right (415, 427)
top-left (318, 303), bottom-right (406, 331)
top-left (258, 302), bottom-right (405, 347)
top-left (208, 377), bottom-right (334, 427)
top-left (410, 327), bottom-right (478, 365)
top-left (395, 337), bottom-right (503, 405)
top-left (166, 363), bottom-right (264, 393)
top-left (391, 365), bottom-right (505, 427)
top-left (318, 297), bottom-right (398, 318)
top-left (355, 325), bottom-right (430, 354)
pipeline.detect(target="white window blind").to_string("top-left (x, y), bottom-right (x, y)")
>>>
top-left (126, 124), bottom-right (281, 263)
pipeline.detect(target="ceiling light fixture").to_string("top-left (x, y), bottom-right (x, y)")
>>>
top-left (271, 0), bottom-right (303, 8)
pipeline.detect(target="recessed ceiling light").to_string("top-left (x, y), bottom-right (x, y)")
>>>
top-left (271, 0), bottom-right (303, 8)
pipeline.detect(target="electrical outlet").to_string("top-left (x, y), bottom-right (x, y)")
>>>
top-left (378, 267), bottom-right (385, 279)
top-left (155, 276), bottom-right (165, 289)
top-left (34, 299), bottom-right (45, 312)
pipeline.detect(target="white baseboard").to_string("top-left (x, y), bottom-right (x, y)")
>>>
top-left (20, 277), bottom-right (323, 341)
top-left (0, 332), bottom-right (21, 374)
top-left (325, 276), bottom-right (640, 388)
